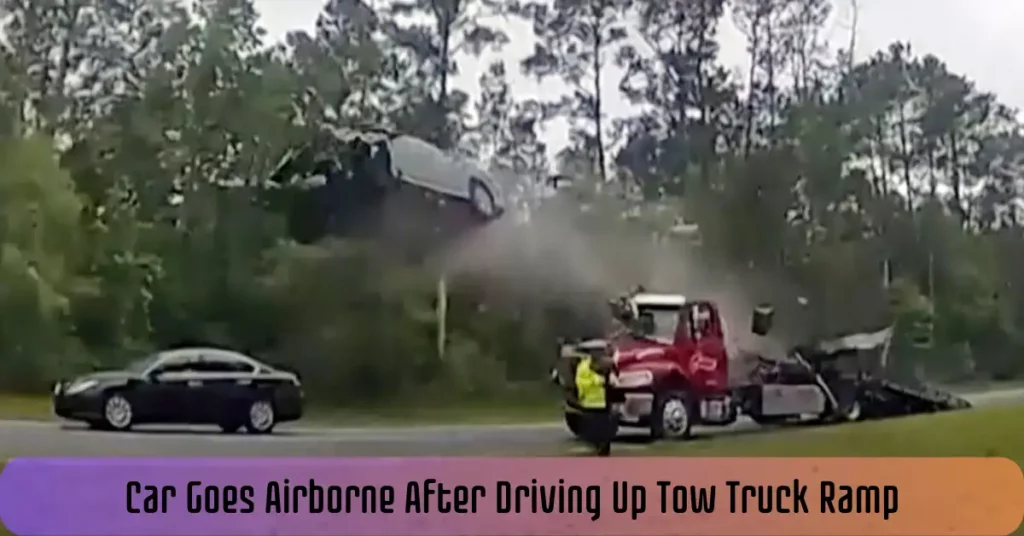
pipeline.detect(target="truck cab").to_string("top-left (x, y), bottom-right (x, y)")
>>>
top-left (557, 291), bottom-right (744, 441)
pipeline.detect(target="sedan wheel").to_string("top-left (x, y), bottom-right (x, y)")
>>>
top-left (468, 178), bottom-right (498, 218)
top-left (103, 394), bottom-right (133, 431)
top-left (245, 399), bottom-right (276, 434)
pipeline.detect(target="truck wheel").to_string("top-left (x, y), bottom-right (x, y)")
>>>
top-left (564, 412), bottom-right (584, 440)
top-left (651, 392), bottom-right (693, 440)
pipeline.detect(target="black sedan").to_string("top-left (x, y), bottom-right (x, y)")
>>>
top-left (53, 347), bottom-right (303, 433)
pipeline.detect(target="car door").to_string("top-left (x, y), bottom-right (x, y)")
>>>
top-left (196, 351), bottom-right (257, 425)
top-left (139, 351), bottom-right (202, 424)
top-left (389, 135), bottom-right (462, 197)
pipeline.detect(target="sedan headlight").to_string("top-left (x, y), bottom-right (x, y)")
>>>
top-left (64, 379), bottom-right (98, 396)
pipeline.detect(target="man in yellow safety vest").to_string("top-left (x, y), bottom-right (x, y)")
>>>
top-left (574, 353), bottom-right (614, 456)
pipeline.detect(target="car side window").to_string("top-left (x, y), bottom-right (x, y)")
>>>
top-left (200, 352), bottom-right (256, 374)
top-left (154, 354), bottom-right (200, 374)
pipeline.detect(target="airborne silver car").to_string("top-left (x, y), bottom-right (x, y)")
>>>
top-left (273, 127), bottom-right (508, 220)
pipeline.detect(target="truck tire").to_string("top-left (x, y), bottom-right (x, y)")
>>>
top-left (650, 391), bottom-right (693, 440)
top-left (564, 411), bottom-right (584, 439)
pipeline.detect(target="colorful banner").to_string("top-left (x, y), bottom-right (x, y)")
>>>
top-left (0, 457), bottom-right (1020, 536)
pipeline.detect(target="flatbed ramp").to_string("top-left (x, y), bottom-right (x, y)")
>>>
top-left (863, 377), bottom-right (973, 417)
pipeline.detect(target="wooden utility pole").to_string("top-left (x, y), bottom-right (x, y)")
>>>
top-left (437, 275), bottom-right (447, 360)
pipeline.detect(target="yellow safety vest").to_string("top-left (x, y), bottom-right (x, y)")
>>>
top-left (575, 356), bottom-right (607, 409)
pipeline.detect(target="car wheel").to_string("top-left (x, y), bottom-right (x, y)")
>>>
top-left (841, 399), bottom-right (863, 422)
top-left (244, 398), bottom-right (276, 434)
top-left (468, 178), bottom-right (499, 218)
top-left (102, 393), bottom-right (134, 431)
top-left (651, 391), bottom-right (693, 440)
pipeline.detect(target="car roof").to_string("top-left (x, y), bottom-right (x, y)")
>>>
top-left (631, 293), bottom-right (687, 307)
top-left (157, 347), bottom-right (265, 367)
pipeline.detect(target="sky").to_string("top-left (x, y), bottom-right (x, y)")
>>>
top-left (253, 0), bottom-right (1024, 155)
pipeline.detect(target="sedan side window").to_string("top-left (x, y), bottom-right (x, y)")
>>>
top-left (200, 353), bottom-right (256, 374)
top-left (153, 355), bottom-right (200, 375)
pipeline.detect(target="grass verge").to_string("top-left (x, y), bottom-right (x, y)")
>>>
top-left (0, 393), bottom-right (561, 427)
top-left (0, 395), bottom-right (53, 421)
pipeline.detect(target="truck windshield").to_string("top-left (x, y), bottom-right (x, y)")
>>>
top-left (638, 307), bottom-right (680, 341)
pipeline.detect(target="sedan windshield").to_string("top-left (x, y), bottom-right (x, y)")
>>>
top-left (124, 354), bottom-right (161, 374)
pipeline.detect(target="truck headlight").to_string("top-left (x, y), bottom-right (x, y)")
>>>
top-left (610, 370), bottom-right (653, 388)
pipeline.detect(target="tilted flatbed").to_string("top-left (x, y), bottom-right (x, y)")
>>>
top-left (858, 377), bottom-right (972, 418)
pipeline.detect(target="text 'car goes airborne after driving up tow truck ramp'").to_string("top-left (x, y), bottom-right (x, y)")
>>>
top-left (0, 457), bottom-right (1020, 536)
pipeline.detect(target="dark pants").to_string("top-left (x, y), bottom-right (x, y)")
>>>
top-left (580, 407), bottom-right (614, 456)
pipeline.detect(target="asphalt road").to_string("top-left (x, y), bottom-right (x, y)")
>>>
top-left (1, 388), bottom-right (1021, 457)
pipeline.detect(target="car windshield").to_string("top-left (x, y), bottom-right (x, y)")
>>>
top-left (124, 353), bottom-right (162, 374)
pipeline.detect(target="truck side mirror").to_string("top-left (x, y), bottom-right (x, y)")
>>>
top-left (751, 304), bottom-right (774, 336)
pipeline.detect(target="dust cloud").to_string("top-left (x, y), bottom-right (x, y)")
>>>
top-left (435, 194), bottom-right (795, 372)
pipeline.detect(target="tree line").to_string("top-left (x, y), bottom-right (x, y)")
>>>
top-left (1, 0), bottom-right (1022, 405)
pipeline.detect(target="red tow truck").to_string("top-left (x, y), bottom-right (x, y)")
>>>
top-left (552, 290), bottom-right (970, 441)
